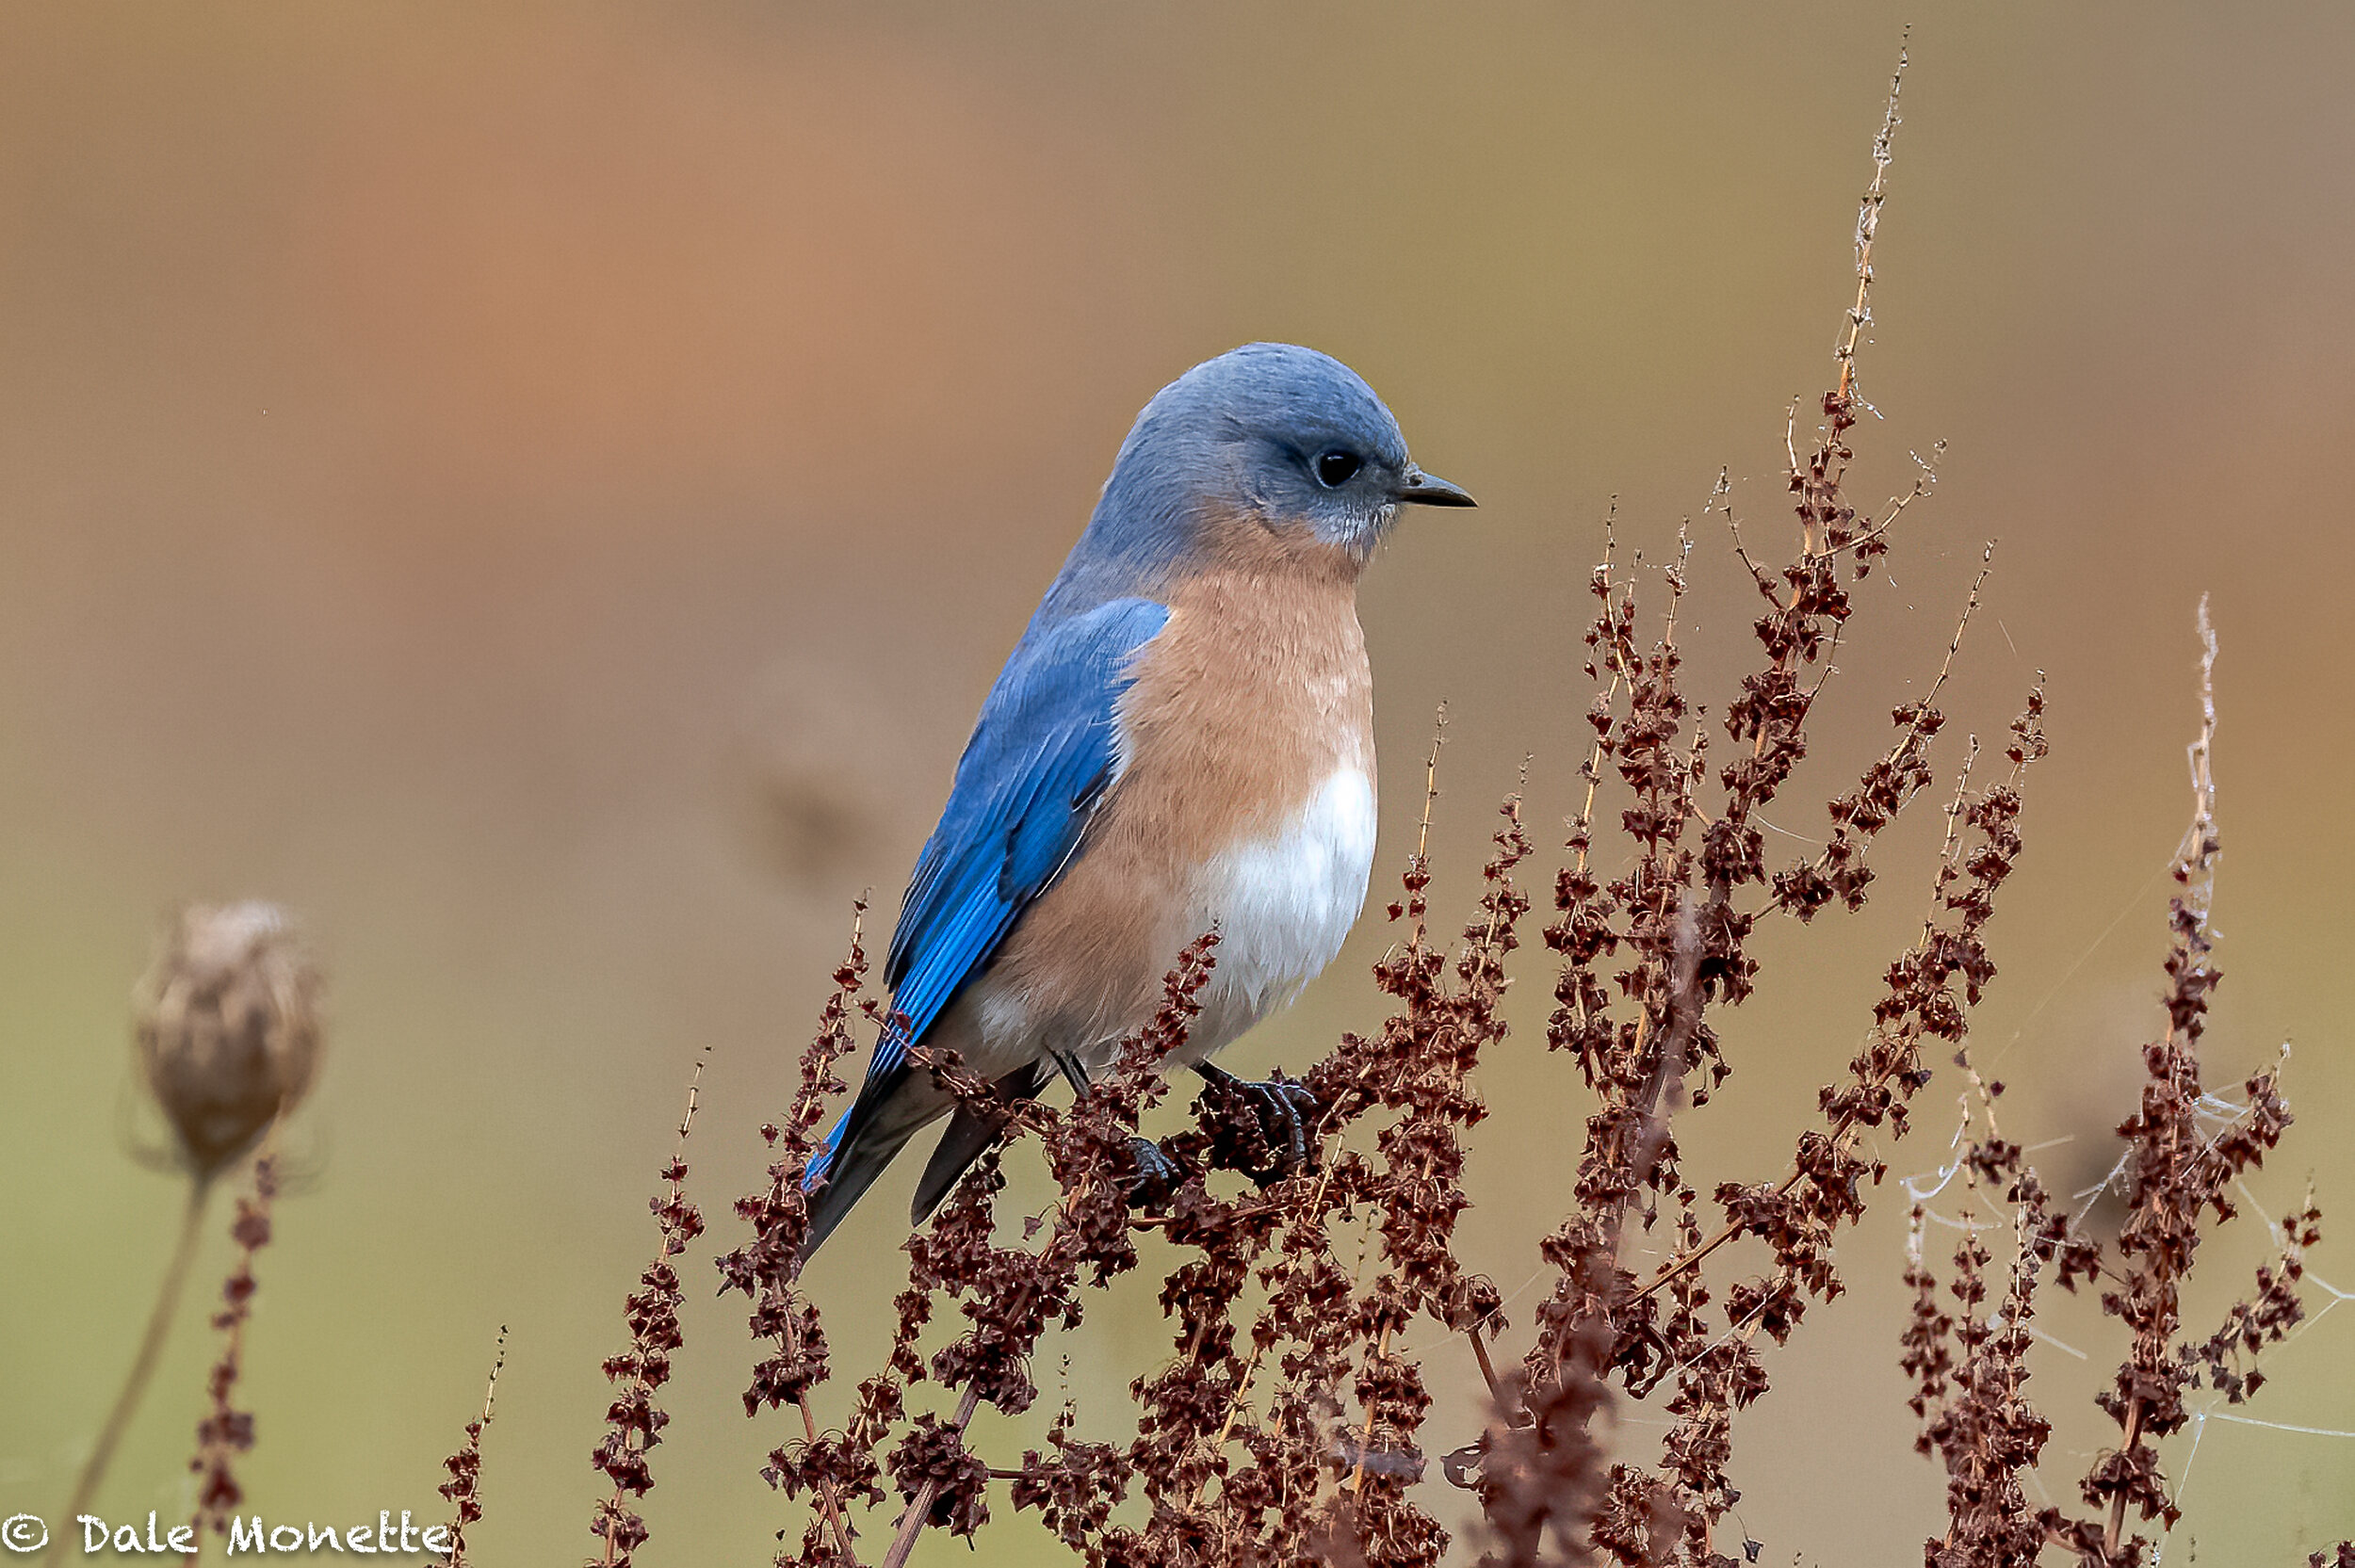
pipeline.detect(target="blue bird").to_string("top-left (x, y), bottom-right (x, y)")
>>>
top-left (803, 343), bottom-right (1473, 1254)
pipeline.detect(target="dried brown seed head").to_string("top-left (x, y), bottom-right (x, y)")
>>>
top-left (136, 901), bottom-right (322, 1179)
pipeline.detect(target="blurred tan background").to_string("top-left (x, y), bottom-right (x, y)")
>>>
top-left (5, 3), bottom-right (2351, 1561)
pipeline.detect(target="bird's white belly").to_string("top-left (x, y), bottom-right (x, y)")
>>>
top-left (1179, 765), bottom-right (1378, 1062)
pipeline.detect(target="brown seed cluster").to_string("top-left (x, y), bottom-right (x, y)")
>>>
top-left (1900, 1090), bottom-right (2064, 1568)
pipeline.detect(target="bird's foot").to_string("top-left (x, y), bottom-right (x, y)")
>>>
top-left (1194, 1063), bottom-right (1321, 1188)
top-left (1122, 1136), bottom-right (1184, 1210)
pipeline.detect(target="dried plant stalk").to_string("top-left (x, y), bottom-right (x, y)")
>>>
top-left (186, 1132), bottom-right (285, 1558)
top-left (1882, 603), bottom-right (2342, 1567)
top-left (2038, 601), bottom-right (2302, 1565)
top-left (719, 904), bottom-right (874, 1566)
top-left (588, 1056), bottom-right (709, 1566)
top-left (431, 1330), bottom-right (507, 1568)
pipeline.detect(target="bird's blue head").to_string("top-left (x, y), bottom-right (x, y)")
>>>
top-left (1048, 344), bottom-right (1473, 612)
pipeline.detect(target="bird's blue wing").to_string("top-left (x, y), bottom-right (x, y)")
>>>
top-left (868, 595), bottom-right (1170, 1085)
top-left (800, 594), bottom-right (1171, 1233)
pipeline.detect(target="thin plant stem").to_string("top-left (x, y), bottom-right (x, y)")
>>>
top-left (788, 1314), bottom-right (859, 1565)
top-left (48, 1174), bottom-right (213, 1567)
top-left (1469, 1327), bottom-right (1504, 1407)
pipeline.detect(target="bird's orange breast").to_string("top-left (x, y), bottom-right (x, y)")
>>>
top-left (971, 508), bottom-right (1376, 1057)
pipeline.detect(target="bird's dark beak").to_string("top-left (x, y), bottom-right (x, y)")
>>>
top-left (1395, 465), bottom-right (1477, 508)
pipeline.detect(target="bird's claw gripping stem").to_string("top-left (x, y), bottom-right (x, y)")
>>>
top-left (1122, 1136), bottom-right (1185, 1209)
top-left (1194, 1062), bottom-right (1320, 1187)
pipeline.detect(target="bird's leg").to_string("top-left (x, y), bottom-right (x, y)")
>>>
top-left (1050, 1050), bottom-right (1093, 1099)
top-left (1049, 1047), bottom-right (1180, 1208)
top-left (1193, 1061), bottom-right (1320, 1187)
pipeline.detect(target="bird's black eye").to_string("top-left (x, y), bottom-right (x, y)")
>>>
top-left (1314, 449), bottom-right (1363, 488)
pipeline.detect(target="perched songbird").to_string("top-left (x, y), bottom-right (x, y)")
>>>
top-left (803, 343), bottom-right (1473, 1254)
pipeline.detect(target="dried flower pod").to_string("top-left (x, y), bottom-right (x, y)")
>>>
top-left (136, 902), bottom-right (322, 1179)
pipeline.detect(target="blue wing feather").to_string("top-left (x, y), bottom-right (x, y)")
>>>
top-left (820, 597), bottom-right (1169, 1161)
